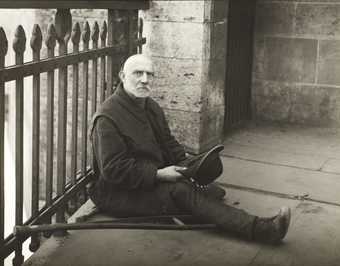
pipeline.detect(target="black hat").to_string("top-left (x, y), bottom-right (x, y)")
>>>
top-left (178, 145), bottom-right (224, 185)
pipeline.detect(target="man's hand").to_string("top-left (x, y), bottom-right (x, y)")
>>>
top-left (156, 165), bottom-right (187, 182)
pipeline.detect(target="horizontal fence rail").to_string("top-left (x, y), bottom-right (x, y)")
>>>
top-left (0, 8), bottom-right (146, 266)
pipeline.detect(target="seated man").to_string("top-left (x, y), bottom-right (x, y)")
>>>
top-left (89, 54), bottom-right (291, 244)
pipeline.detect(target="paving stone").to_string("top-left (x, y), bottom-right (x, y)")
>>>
top-left (322, 158), bottom-right (340, 174)
top-left (222, 142), bottom-right (326, 171)
top-left (264, 37), bottom-right (317, 83)
top-left (219, 156), bottom-right (340, 205)
top-left (223, 123), bottom-right (340, 159)
top-left (249, 201), bottom-right (340, 266)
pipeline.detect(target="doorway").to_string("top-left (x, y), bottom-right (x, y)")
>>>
top-left (224, 0), bottom-right (256, 132)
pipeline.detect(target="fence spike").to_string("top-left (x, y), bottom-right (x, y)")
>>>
top-left (100, 21), bottom-right (107, 42)
top-left (71, 22), bottom-right (81, 45)
top-left (30, 24), bottom-right (42, 52)
top-left (13, 25), bottom-right (26, 54)
top-left (55, 9), bottom-right (72, 43)
top-left (82, 21), bottom-right (90, 44)
top-left (45, 24), bottom-right (57, 49)
top-left (0, 27), bottom-right (8, 56)
top-left (91, 21), bottom-right (99, 42)
top-left (138, 18), bottom-right (143, 37)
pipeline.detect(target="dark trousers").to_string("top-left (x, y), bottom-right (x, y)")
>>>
top-left (91, 181), bottom-right (256, 239)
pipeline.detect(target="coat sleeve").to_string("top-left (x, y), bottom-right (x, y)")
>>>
top-left (92, 116), bottom-right (158, 190)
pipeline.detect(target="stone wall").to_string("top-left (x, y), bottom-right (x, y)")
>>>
top-left (141, 0), bottom-right (228, 153)
top-left (253, 0), bottom-right (340, 127)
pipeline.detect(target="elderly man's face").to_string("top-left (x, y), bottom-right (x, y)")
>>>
top-left (120, 55), bottom-right (154, 98)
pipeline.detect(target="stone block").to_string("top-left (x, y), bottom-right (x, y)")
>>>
top-left (211, 0), bottom-right (229, 22)
top-left (264, 37), bottom-right (317, 83)
top-left (253, 80), bottom-right (340, 126)
top-left (202, 59), bottom-right (226, 108)
top-left (255, 1), bottom-right (295, 35)
top-left (151, 84), bottom-right (202, 112)
top-left (200, 105), bottom-right (225, 152)
top-left (252, 36), bottom-right (265, 80)
top-left (140, 0), bottom-right (205, 23)
top-left (210, 20), bottom-right (228, 60)
top-left (295, 3), bottom-right (340, 37)
top-left (151, 57), bottom-right (203, 87)
top-left (318, 40), bottom-right (340, 86)
top-left (290, 85), bottom-right (340, 126)
top-left (252, 80), bottom-right (294, 122)
top-left (164, 109), bottom-right (201, 153)
top-left (143, 20), bottom-right (204, 59)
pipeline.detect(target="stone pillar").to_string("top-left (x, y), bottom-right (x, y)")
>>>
top-left (141, 0), bottom-right (229, 153)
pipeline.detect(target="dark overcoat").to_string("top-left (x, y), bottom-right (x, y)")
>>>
top-left (88, 85), bottom-right (186, 214)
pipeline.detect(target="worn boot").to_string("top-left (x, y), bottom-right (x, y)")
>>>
top-left (253, 206), bottom-right (291, 244)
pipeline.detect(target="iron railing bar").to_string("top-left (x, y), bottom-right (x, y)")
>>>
top-left (0, 33), bottom-right (6, 266)
top-left (56, 41), bottom-right (68, 225)
top-left (31, 33), bottom-right (41, 219)
top-left (0, 39), bottom-right (146, 82)
top-left (69, 22), bottom-right (81, 215)
top-left (91, 22), bottom-right (99, 116)
top-left (99, 21), bottom-right (107, 103)
top-left (45, 32), bottom-right (56, 210)
top-left (30, 24), bottom-right (43, 253)
top-left (1, 170), bottom-right (93, 260)
top-left (81, 22), bottom-right (90, 176)
top-left (13, 25), bottom-right (26, 266)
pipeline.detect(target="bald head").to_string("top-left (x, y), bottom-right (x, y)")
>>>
top-left (119, 54), bottom-right (154, 98)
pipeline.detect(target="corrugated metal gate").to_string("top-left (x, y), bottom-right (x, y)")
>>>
top-left (224, 0), bottom-right (256, 132)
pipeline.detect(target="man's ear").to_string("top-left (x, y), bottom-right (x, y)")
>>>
top-left (118, 70), bottom-right (125, 82)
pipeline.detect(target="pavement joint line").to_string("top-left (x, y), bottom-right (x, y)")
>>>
top-left (221, 154), bottom-right (340, 176)
top-left (217, 182), bottom-right (340, 208)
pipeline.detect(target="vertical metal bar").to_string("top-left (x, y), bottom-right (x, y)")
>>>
top-left (91, 22), bottom-right (99, 116)
top-left (100, 21), bottom-right (107, 103)
top-left (30, 24), bottom-right (42, 253)
top-left (68, 22), bottom-right (81, 214)
top-left (55, 9), bottom-right (71, 224)
top-left (30, 24), bottom-right (42, 218)
top-left (0, 27), bottom-right (8, 266)
top-left (45, 24), bottom-right (56, 212)
top-left (128, 10), bottom-right (138, 55)
top-left (107, 10), bottom-right (114, 97)
top-left (12, 24), bottom-right (26, 266)
top-left (138, 18), bottom-right (143, 54)
top-left (81, 22), bottom-right (90, 176)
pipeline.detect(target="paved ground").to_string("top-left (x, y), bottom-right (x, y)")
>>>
top-left (23, 123), bottom-right (340, 266)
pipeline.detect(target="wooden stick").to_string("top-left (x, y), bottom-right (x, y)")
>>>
top-left (14, 221), bottom-right (217, 237)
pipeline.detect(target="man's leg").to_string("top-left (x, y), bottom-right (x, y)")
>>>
top-left (169, 181), bottom-right (255, 239)
top-left (168, 181), bottom-right (291, 243)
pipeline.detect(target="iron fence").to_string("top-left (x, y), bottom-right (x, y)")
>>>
top-left (0, 7), bottom-right (146, 266)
